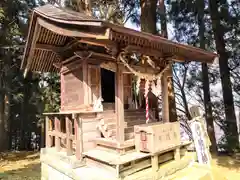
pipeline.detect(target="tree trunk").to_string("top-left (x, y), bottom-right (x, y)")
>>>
top-left (180, 88), bottom-right (191, 120)
top-left (159, 0), bottom-right (177, 122)
top-left (0, 71), bottom-right (8, 152)
top-left (140, 0), bottom-right (158, 34)
top-left (140, 0), bottom-right (159, 121)
top-left (208, 0), bottom-right (239, 151)
top-left (197, 0), bottom-right (218, 153)
top-left (20, 74), bottom-right (30, 150)
top-left (76, 0), bottom-right (92, 14)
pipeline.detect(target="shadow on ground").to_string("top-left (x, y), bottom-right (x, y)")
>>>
top-left (0, 151), bottom-right (39, 162)
top-left (212, 153), bottom-right (240, 171)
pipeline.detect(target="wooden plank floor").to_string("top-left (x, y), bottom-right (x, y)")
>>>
top-left (110, 151), bottom-right (150, 165)
top-left (84, 141), bottom-right (192, 166)
top-left (83, 149), bottom-right (150, 165)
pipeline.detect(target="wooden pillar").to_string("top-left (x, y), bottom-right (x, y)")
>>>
top-left (151, 155), bottom-right (159, 180)
top-left (167, 67), bottom-right (177, 122)
top-left (115, 64), bottom-right (125, 144)
top-left (174, 147), bottom-right (180, 161)
top-left (82, 60), bottom-right (89, 105)
top-left (66, 116), bottom-right (73, 156)
top-left (55, 116), bottom-right (61, 151)
top-left (161, 72), bottom-right (169, 122)
top-left (60, 71), bottom-right (64, 111)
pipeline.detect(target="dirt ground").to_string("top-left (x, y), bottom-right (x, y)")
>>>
top-left (0, 152), bottom-right (239, 180)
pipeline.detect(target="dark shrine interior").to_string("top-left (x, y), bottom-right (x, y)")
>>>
top-left (101, 68), bottom-right (115, 103)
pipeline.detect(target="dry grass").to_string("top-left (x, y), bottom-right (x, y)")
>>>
top-left (0, 151), bottom-right (239, 180)
top-left (210, 154), bottom-right (240, 180)
top-left (0, 151), bottom-right (40, 180)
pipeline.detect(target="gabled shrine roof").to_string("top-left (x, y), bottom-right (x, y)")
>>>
top-left (21, 4), bottom-right (218, 73)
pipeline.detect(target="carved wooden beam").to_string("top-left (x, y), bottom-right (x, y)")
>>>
top-left (35, 43), bottom-right (61, 53)
top-left (78, 38), bottom-right (117, 49)
top-left (124, 45), bottom-right (188, 63)
top-left (35, 40), bottom-right (80, 53)
top-left (124, 45), bottom-right (163, 58)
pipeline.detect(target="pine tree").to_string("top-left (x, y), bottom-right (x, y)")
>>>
top-left (0, 0), bottom-right (45, 151)
top-left (197, 0), bottom-right (217, 153)
top-left (208, 0), bottom-right (239, 152)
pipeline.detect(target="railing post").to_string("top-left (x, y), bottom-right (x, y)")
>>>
top-left (66, 116), bottom-right (73, 156)
top-left (45, 116), bottom-right (50, 148)
top-left (46, 116), bottom-right (54, 148)
top-left (74, 114), bottom-right (81, 160)
top-left (55, 116), bottom-right (61, 151)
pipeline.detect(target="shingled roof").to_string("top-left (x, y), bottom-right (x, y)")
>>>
top-left (21, 4), bottom-right (218, 73)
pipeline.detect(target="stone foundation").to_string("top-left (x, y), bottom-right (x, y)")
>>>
top-left (40, 148), bottom-right (211, 180)
top-left (41, 163), bottom-right (73, 180)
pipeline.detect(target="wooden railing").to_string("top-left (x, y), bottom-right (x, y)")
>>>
top-left (45, 113), bottom-right (81, 160)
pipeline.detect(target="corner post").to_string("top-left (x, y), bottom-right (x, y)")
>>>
top-left (167, 67), bottom-right (177, 122)
top-left (66, 116), bottom-right (73, 156)
top-left (161, 71), bottom-right (170, 122)
top-left (82, 59), bottom-right (89, 105)
top-left (74, 113), bottom-right (82, 160)
top-left (55, 116), bottom-right (61, 152)
top-left (115, 64), bottom-right (125, 145)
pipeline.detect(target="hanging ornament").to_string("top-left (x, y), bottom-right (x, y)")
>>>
top-left (118, 52), bottom-right (171, 81)
top-left (136, 76), bottom-right (141, 95)
top-left (145, 80), bottom-right (150, 124)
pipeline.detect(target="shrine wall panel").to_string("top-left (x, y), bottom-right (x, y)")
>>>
top-left (61, 66), bottom-right (84, 111)
top-left (88, 65), bottom-right (101, 104)
top-left (123, 74), bottom-right (132, 106)
top-left (81, 114), bottom-right (101, 152)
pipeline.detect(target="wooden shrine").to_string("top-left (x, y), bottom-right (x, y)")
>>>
top-left (21, 5), bottom-right (218, 180)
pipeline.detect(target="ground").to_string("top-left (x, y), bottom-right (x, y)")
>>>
top-left (0, 152), bottom-right (239, 180)
top-left (0, 151), bottom-right (40, 180)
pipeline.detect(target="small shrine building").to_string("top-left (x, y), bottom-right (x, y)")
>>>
top-left (21, 4), bottom-right (218, 180)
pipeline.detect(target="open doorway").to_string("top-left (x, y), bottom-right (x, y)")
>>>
top-left (101, 68), bottom-right (115, 103)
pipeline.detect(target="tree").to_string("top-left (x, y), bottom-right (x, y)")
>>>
top-left (140, 0), bottom-right (157, 34)
top-left (167, 0), bottom-right (220, 150)
top-left (158, 0), bottom-right (177, 122)
top-left (208, 0), bottom-right (239, 151)
top-left (0, 0), bottom-right (23, 151)
top-left (0, 0), bottom-right (45, 151)
top-left (172, 63), bottom-right (192, 120)
top-left (197, 0), bottom-right (217, 153)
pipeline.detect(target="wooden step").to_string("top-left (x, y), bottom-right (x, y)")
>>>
top-left (83, 149), bottom-right (120, 164)
top-left (102, 110), bottom-right (115, 115)
top-left (125, 120), bottom-right (146, 127)
top-left (85, 142), bottom-right (191, 166)
top-left (94, 138), bottom-right (135, 150)
top-left (83, 143), bottom-right (193, 179)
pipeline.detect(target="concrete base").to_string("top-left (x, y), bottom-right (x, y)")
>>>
top-left (41, 149), bottom-right (212, 180)
top-left (40, 148), bottom-right (116, 180)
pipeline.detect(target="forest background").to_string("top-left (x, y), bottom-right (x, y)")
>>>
top-left (0, 0), bottom-right (239, 154)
